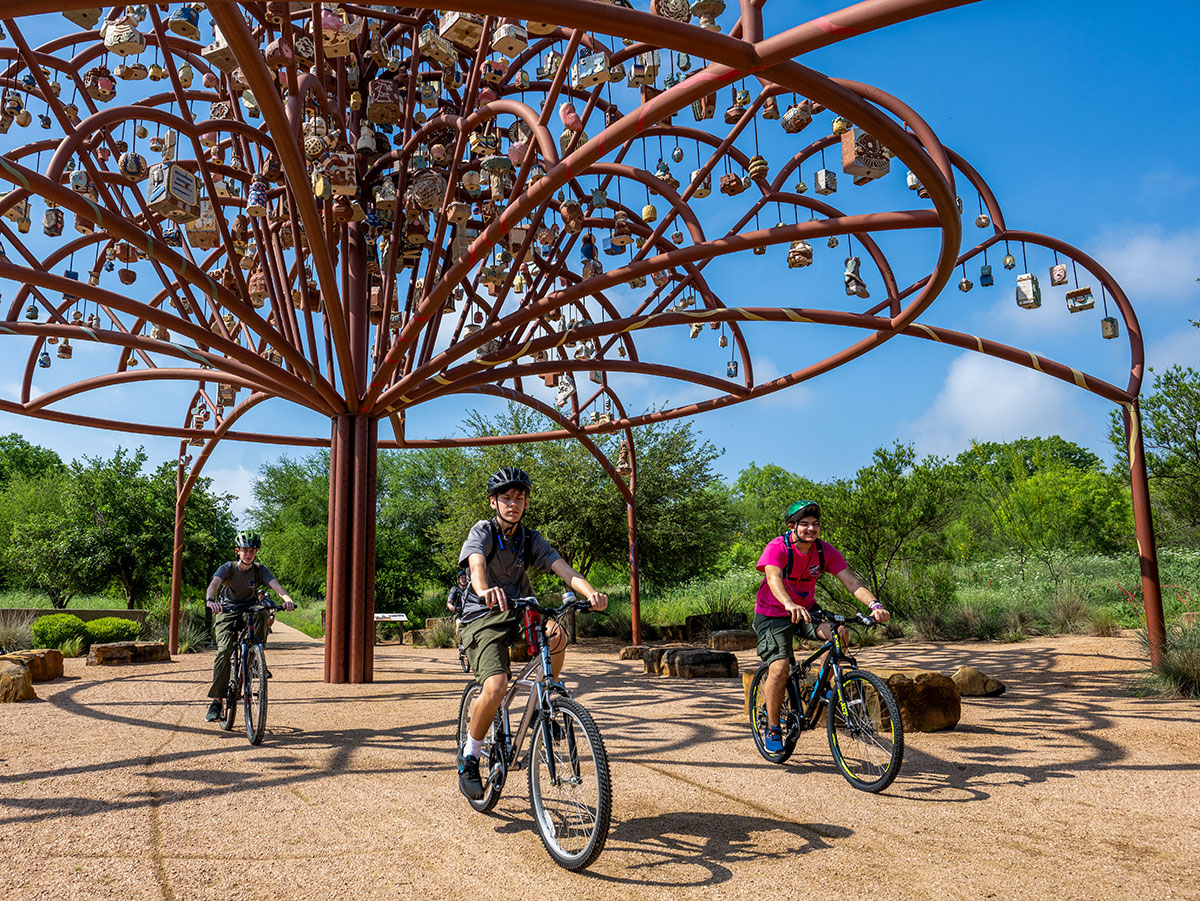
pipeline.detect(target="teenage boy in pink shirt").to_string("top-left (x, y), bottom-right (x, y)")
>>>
top-left (754, 500), bottom-right (889, 753)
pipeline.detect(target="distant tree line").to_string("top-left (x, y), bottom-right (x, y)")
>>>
top-left (0, 364), bottom-right (1194, 613)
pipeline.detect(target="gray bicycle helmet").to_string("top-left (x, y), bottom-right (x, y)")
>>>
top-left (235, 530), bottom-right (262, 549)
top-left (486, 466), bottom-right (532, 497)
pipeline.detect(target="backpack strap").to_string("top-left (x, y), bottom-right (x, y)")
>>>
top-left (220, 560), bottom-right (264, 598)
top-left (782, 532), bottom-right (825, 581)
top-left (484, 520), bottom-right (531, 570)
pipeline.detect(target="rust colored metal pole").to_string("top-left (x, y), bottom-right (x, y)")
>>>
top-left (364, 417), bottom-right (379, 681)
top-left (169, 493), bottom-right (185, 656)
top-left (628, 491), bottom-right (641, 646)
top-left (1125, 401), bottom-right (1166, 667)
top-left (323, 417), bottom-right (340, 682)
top-left (348, 413), bottom-right (369, 682)
top-left (327, 415), bottom-right (352, 682)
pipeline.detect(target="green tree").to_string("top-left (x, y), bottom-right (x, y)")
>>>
top-left (247, 453), bottom-right (331, 599)
top-left (1109, 365), bottom-right (1200, 544)
top-left (0, 434), bottom-right (64, 486)
top-left (730, 462), bottom-right (824, 565)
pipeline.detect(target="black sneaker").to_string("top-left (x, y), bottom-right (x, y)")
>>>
top-left (457, 750), bottom-right (484, 801)
top-left (205, 699), bottom-right (222, 722)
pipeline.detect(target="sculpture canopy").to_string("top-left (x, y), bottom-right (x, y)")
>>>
top-left (0, 1), bottom-right (1166, 679)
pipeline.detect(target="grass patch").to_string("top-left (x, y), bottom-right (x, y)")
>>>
top-left (58, 635), bottom-right (85, 658)
top-left (1133, 624), bottom-right (1200, 698)
top-left (276, 602), bottom-right (325, 639)
top-left (417, 623), bottom-right (455, 648)
top-left (0, 610), bottom-right (36, 652)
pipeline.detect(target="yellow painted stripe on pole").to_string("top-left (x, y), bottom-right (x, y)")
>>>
top-left (912, 323), bottom-right (940, 341)
top-left (1072, 368), bottom-right (1087, 389)
top-left (1027, 352), bottom-right (1043, 372)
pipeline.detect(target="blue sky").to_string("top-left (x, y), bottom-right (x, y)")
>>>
top-left (0, 1), bottom-right (1197, 521)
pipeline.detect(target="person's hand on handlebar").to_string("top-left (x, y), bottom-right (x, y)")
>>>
top-left (206, 598), bottom-right (222, 615)
top-left (782, 599), bottom-right (812, 625)
top-left (587, 591), bottom-right (608, 612)
top-left (277, 594), bottom-right (295, 612)
top-left (869, 601), bottom-right (889, 624)
top-left (481, 584), bottom-right (509, 611)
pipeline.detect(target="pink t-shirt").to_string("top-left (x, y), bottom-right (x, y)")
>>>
top-left (754, 536), bottom-right (847, 617)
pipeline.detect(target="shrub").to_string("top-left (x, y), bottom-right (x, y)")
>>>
top-left (177, 620), bottom-right (210, 654)
top-left (376, 621), bottom-right (405, 642)
top-left (58, 635), bottom-right (85, 657)
top-left (31, 613), bottom-right (88, 650)
top-left (1089, 607), bottom-right (1120, 637)
top-left (1134, 624), bottom-right (1200, 699)
top-left (86, 617), bottom-right (140, 644)
top-left (1047, 585), bottom-right (1092, 635)
top-left (418, 623), bottom-right (455, 648)
top-left (0, 610), bottom-right (36, 653)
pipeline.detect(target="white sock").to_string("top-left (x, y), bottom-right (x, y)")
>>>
top-left (464, 736), bottom-right (484, 759)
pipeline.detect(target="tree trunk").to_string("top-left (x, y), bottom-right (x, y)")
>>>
top-left (324, 413), bottom-right (378, 683)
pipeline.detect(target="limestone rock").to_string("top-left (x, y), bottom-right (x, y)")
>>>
top-left (86, 641), bottom-right (170, 666)
top-left (0, 659), bottom-right (36, 702)
top-left (658, 624), bottom-right (688, 642)
top-left (508, 640), bottom-right (531, 663)
top-left (425, 616), bottom-right (454, 631)
top-left (1, 649), bottom-right (64, 682)
top-left (640, 644), bottom-right (693, 674)
top-left (618, 645), bottom-right (645, 660)
top-left (952, 665), bottom-right (1006, 697)
top-left (684, 614), bottom-right (712, 640)
top-left (646, 647), bottom-right (737, 678)
top-left (875, 668), bottom-right (960, 732)
top-left (709, 630), bottom-right (756, 652)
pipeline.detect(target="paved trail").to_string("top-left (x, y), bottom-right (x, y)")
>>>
top-left (2, 629), bottom-right (1198, 900)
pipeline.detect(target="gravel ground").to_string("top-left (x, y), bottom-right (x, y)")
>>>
top-left (1, 626), bottom-right (1198, 900)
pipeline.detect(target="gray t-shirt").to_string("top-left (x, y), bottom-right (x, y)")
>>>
top-left (457, 519), bottom-right (562, 623)
top-left (214, 560), bottom-right (276, 609)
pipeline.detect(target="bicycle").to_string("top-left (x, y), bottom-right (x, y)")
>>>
top-left (455, 595), bottom-right (612, 871)
top-left (748, 609), bottom-right (904, 792)
top-left (216, 598), bottom-right (277, 746)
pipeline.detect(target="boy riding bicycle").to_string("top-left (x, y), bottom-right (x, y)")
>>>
top-left (203, 531), bottom-right (295, 722)
top-left (754, 500), bottom-right (889, 752)
top-left (455, 466), bottom-right (608, 801)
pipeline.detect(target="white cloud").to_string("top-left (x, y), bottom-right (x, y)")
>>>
top-left (1089, 224), bottom-right (1200, 306)
top-left (203, 465), bottom-right (257, 523)
top-left (903, 353), bottom-right (1085, 457)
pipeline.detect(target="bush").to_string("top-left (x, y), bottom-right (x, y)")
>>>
top-left (1089, 607), bottom-right (1120, 637)
top-left (418, 623), bottom-right (455, 648)
top-left (1047, 585), bottom-right (1092, 634)
top-left (177, 620), bottom-right (210, 654)
top-left (31, 613), bottom-right (88, 650)
top-left (0, 610), bottom-right (36, 653)
top-left (86, 617), bottom-right (140, 644)
top-left (58, 635), bottom-right (84, 657)
top-left (376, 621), bottom-right (405, 642)
top-left (1135, 624), bottom-right (1200, 698)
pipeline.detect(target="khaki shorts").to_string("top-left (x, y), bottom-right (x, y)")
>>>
top-left (754, 612), bottom-right (820, 664)
top-left (461, 609), bottom-right (522, 683)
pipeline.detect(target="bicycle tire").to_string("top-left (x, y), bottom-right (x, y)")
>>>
top-left (456, 682), bottom-right (502, 813)
top-left (826, 669), bottom-right (904, 793)
top-left (527, 697), bottom-right (612, 871)
top-left (748, 664), bottom-right (799, 764)
top-left (220, 650), bottom-right (238, 731)
top-left (245, 644), bottom-right (268, 745)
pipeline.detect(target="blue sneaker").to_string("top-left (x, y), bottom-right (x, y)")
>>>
top-left (764, 725), bottom-right (784, 753)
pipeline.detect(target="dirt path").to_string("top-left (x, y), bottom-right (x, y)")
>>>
top-left (2, 630), bottom-right (1198, 900)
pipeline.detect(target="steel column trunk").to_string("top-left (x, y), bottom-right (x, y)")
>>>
top-left (1124, 401), bottom-right (1166, 666)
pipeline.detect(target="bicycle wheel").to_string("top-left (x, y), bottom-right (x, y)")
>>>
top-left (220, 650), bottom-right (239, 731)
top-left (456, 682), bottom-right (502, 813)
top-left (826, 669), bottom-right (904, 793)
top-left (527, 697), bottom-right (612, 871)
top-left (244, 645), bottom-right (268, 746)
top-left (748, 664), bottom-right (799, 764)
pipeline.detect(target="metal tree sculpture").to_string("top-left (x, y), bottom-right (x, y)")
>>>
top-left (0, 1), bottom-right (1166, 682)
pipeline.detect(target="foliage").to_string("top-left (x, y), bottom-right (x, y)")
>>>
top-left (57, 635), bottom-right (84, 658)
top-left (0, 434), bottom-right (64, 486)
top-left (176, 619), bottom-right (211, 654)
top-left (417, 622), bottom-right (455, 648)
top-left (729, 463), bottom-right (823, 566)
top-left (0, 610), bottom-right (35, 652)
top-left (275, 602), bottom-right (325, 638)
top-left (85, 616), bottom-right (141, 644)
top-left (31, 612), bottom-right (88, 650)
top-left (247, 452), bottom-right (332, 600)
top-left (1110, 366), bottom-right (1200, 544)
top-left (1135, 624), bottom-right (1200, 698)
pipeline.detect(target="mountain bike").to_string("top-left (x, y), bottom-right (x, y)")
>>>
top-left (217, 599), bottom-right (277, 746)
top-left (456, 595), bottom-right (612, 871)
top-left (748, 609), bottom-right (904, 792)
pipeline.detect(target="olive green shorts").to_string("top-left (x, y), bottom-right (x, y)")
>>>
top-left (461, 608), bottom-right (522, 683)
top-left (754, 612), bottom-right (820, 664)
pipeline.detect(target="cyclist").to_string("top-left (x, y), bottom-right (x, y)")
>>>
top-left (754, 500), bottom-right (889, 753)
top-left (455, 466), bottom-right (608, 801)
top-left (446, 568), bottom-right (469, 648)
top-left (203, 530), bottom-right (295, 722)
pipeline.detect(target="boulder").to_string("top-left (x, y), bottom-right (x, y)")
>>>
top-left (0, 659), bottom-right (36, 702)
top-left (646, 647), bottom-right (737, 678)
top-left (425, 616), bottom-right (454, 631)
top-left (709, 630), bottom-right (756, 652)
top-left (0, 649), bottom-right (64, 682)
top-left (658, 624), bottom-right (688, 642)
top-left (685, 614), bottom-right (713, 640)
top-left (508, 640), bottom-right (531, 663)
top-left (874, 668), bottom-right (960, 732)
top-left (618, 645), bottom-right (646, 660)
top-left (86, 641), bottom-right (170, 666)
top-left (952, 665), bottom-right (1006, 697)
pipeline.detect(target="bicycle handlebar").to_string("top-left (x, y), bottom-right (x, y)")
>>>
top-left (507, 595), bottom-right (602, 617)
top-left (810, 608), bottom-right (881, 628)
top-left (218, 599), bottom-right (280, 614)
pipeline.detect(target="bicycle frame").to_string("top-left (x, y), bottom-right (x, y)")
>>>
top-left (790, 627), bottom-right (859, 734)
top-left (224, 605), bottom-right (272, 711)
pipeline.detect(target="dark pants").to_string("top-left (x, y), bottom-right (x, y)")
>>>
top-left (208, 609), bottom-right (269, 699)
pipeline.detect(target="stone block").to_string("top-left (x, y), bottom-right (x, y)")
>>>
top-left (618, 645), bottom-right (645, 660)
top-left (86, 641), bottom-right (170, 666)
top-left (0, 660), bottom-right (36, 702)
top-left (741, 665), bottom-right (760, 718)
top-left (509, 640), bottom-right (531, 663)
top-left (648, 647), bottom-right (737, 678)
top-left (640, 643), bottom-right (693, 674)
top-left (685, 614), bottom-right (713, 640)
top-left (709, 630), bottom-right (756, 652)
top-left (658, 624), bottom-right (688, 642)
top-left (1, 649), bottom-right (64, 682)
top-left (425, 616), bottom-right (454, 631)
top-left (952, 665), bottom-right (1006, 697)
top-left (875, 668), bottom-right (960, 732)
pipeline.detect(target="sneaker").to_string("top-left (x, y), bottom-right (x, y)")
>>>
top-left (205, 699), bottom-right (222, 722)
top-left (457, 750), bottom-right (484, 801)
top-left (764, 725), bottom-right (784, 753)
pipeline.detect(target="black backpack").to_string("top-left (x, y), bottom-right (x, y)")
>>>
top-left (781, 531), bottom-right (825, 583)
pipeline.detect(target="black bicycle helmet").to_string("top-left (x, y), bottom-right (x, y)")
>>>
top-left (486, 466), bottom-right (532, 497)
top-left (235, 530), bottom-right (262, 549)
top-left (785, 500), bottom-right (821, 524)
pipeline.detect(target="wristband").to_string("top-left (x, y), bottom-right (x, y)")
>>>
top-left (869, 601), bottom-right (884, 611)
